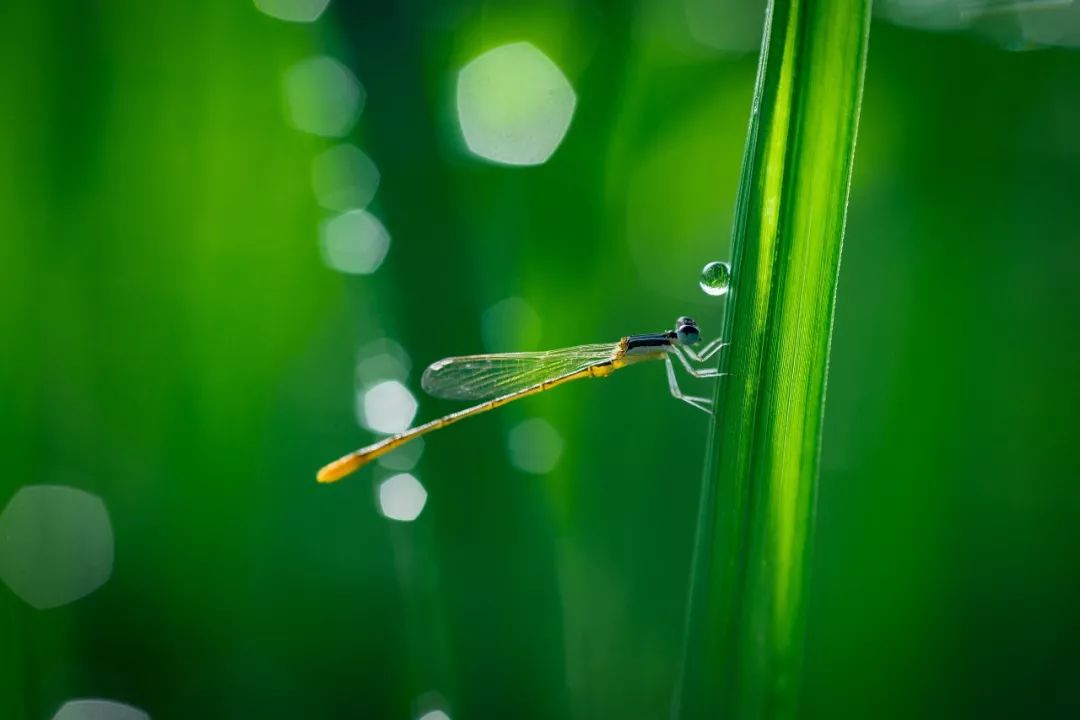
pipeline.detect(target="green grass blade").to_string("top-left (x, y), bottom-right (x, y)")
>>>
top-left (675, 0), bottom-right (871, 717)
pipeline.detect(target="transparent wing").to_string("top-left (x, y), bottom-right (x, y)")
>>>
top-left (421, 343), bottom-right (619, 401)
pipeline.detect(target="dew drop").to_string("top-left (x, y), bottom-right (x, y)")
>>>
top-left (699, 261), bottom-right (732, 296)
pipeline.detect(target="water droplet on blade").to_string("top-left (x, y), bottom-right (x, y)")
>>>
top-left (699, 261), bottom-right (731, 296)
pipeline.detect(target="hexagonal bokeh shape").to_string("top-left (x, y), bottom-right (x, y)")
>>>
top-left (456, 42), bottom-right (576, 166)
top-left (0, 485), bottom-right (114, 610)
top-left (311, 143), bottom-right (381, 211)
top-left (319, 209), bottom-right (391, 275)
top-left (253, 0), bottom-right (330, 23)
top-left (507, 418), bottom-right (564, 475)
top-left (53, 699), bottom-right (149, 720)
top-left (283, 55), bottom-right (365, 138)
top-left (481, 296), bottom-right (542, 352)
top-left (358, 379), bottom-right (418, 434)
top-left (378, 473), bottom-right (428, 522)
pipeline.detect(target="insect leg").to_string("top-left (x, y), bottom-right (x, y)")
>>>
top-left (666, 354), bottom-right (713, 414)
top-left (683, 336), bottom-right (729, 363)
top-left (672, 345), bottom-right (726, 378)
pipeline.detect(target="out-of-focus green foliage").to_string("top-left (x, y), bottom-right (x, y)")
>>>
top-left (1, 1), bottom-right (1077, 719)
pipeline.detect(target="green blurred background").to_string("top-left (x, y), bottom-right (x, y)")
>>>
top-left (1, 1), bottom-right (1077, 718)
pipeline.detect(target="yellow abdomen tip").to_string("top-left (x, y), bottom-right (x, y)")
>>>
top-left (316, 453), bottom-right (364, 484)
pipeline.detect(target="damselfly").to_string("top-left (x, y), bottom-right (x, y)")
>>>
top-left (317, 316), bottom-right (725, 483)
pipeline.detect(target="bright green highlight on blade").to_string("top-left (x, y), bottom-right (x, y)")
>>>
top-left (675, 0), bottom-right (872, 717)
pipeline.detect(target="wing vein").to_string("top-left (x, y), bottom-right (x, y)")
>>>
top-left (420, 342), bottom-right (620, 401)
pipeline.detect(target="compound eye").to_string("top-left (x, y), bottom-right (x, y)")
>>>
top-left (676, 324), bottom-right (701, 345)
top-left (676, 315), bottom-right (695, 327)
